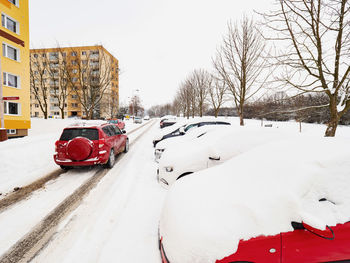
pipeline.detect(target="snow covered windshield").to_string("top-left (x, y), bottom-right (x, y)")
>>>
top-left (60, 128), bottom-right (99, 141)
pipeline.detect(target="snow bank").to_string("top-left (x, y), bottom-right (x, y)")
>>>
top-left (160, 137), bottom-right (350, 263)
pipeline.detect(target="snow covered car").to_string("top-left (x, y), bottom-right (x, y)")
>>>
top-left (134, 117), bottom-right (142, 124)
top-left (154, 120), bottom-right (231, 161)
top-left (160, 116), bottom-right (177, 129)
top-left (159, 137), bottom-right (350, 263)
top-left (54, 121), bottom-right (128, 169)
top-left (107, 119), bottom-right (125, 130)
top-left (157, 127), bottom-right (284, 188)
top-left (143, 115), bottom-right (150, 120)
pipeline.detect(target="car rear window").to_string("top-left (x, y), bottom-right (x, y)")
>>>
top-left (59, 128), bottom-right (99, 141)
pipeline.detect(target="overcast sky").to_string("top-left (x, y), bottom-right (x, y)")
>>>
top-left (29, 0), bottom-right (273, 109)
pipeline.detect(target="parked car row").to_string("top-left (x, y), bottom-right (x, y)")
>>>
top-left (155, 119), bottom-right (350, 262)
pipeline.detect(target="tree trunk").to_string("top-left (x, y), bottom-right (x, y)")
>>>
top-left (325, 100), bottom-right (339, 137)
top-left (214, 108), bottom-right (219, 118)
top-left (60, 108), bottom-right (65, 119)
top-left (239, 113), bottom-right (244, 126)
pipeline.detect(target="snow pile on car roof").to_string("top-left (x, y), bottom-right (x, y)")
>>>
top-left (160, 137), bottom-right (350, 263)
top-left (67, 120), bottom-right (108, 128)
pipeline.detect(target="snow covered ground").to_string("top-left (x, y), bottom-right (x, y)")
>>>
top-left (0, 117), bottom-right (349, 262)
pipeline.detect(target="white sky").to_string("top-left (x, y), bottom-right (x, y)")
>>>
top-left (29, 0), bottom-right (274, 109)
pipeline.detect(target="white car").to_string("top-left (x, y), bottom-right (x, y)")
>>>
top-left (154, 124), bottom-right (226, 162)
top-left (159, 137), bottom-right (350, 263)
top-left (157, 126), bottom-right (286, 188)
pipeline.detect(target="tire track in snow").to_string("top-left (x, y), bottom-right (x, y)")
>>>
top-left (0, 120), bottom-right (156, 263)
top-left (0, 121), bottom-right (151, 214)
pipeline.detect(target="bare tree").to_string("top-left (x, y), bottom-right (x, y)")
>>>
top-left (213, 17), bottom-right (268, 126)
top-left (208, 75), bottom-right (228, 117)
top-left (30, 53), bottom-right (50, 119)
top-left (260, 0), bottom-right (350, 136)
top-left (129, 95), bottom-right (143, 116)
top-left (193, 69), bottom-right (210, 117)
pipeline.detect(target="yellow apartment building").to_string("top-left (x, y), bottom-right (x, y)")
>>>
top-left (30, 45), bottom-right (119, 119)
top-left (0, 0), bottom-right (30, 138)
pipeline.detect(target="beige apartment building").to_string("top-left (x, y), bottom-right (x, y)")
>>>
top-left (30, 45), bottom-right (119, 119)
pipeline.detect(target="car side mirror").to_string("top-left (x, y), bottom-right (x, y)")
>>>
top-left (122, 130), bottom-right (126, 134)
top-left (179, 127), bottom-right (185, 135)
top-left (209, 156), bottom-right (220, 161)
top-left (302, 222), bottom-right (335, 240)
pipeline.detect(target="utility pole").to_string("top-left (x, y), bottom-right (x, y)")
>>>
top-left (0, 56), bottom-right (8, 141)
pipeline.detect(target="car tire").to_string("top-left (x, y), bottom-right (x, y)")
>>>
top-left (60, 165), bottom-right (72, 170)
top-left (104, 148), bottom-right (115, 168)
top-left (124, 139), bottom-right (129, 153)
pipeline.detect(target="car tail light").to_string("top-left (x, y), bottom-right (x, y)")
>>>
top-left (99, 138), bottom-right (105, 148)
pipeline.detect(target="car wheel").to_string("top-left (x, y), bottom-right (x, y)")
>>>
top-left (124, 139), bottom-right (129, 153)
top-left (104, 149), bottom-right (115, 168)
top-left (60, 165), bottom-right (72, 170)
top-left (177, 172), bottom-right (193, 180)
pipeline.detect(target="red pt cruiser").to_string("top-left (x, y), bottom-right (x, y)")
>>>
top-left (54, 123), bottom-right (128, 169)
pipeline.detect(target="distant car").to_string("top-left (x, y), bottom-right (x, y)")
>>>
top-left (160, 116), bottom-right (177, 129)
top-left (153, 118), bottom-right (231, 147)
top-left (54, 121), bottom-right (128, 169)
top-left (159, 138), bottom-right (350, 263)
top-left (107, 119), bottom-right (125, 130)
top-left (134, 117), bottom-right (142, 124)
top-left (143, 115), bottom-right (150, 120)
top-left (157, 127), bottom-right (283, 188)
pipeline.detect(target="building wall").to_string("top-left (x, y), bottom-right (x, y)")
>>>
top-left (1, 0), bottom-right (30, 137)
top-left (30, 45), bottom-right (119, 120)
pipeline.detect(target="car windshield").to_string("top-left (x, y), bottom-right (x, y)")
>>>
top-left (59, 128), bottom-right (99, 141)
top-left (108, 120), bottom-right (118, 124)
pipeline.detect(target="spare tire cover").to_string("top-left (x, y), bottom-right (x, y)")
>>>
top-left (67, 137), bottom-right (93, 161)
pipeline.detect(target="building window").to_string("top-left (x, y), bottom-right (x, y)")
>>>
top-left (33, 54), bottom-right (38, 58)
top-left (1, 13), bottom-right (19, 33)
top-left (2, 43), bottom-right (20, 61)
top-left (72, 69), bottom-right (78, 73)
top-left (71, 103), bottom-right (78, 108)
top-left (71, 94), bottom-right (78, 99)
top-left (71, 51), bottom-right (77, 56)
top-left (72, 77), bottom-right (78, 83)
top-left (4, 101), bottom-right (21, 115)
top-left (35, 104), bottom-right (39, 108)
top-left (42, 53), bottom-right (46, 58)
top-left (7, 129), bottom-right (16, 135)
top-left (3, 72), bottom-right (20, 88)
top-left (49, 52), bottom-right (59, 60)
top-left (34, 112), bottom-right (39, 117)
top-left (71, 60), bottom-right (77, 65)
top-left (82, 51), bottom-right (87, 55)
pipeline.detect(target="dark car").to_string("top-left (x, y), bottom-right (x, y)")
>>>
top-left (160, 116), bottom-right (177, 129)
top-left (54, 122), bottom-right (128, 169)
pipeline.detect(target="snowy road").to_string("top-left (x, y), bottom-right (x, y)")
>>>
top-left (0, 120), bottom-right (165, 263)
top-left (31, 120), bottom-right (166, 263)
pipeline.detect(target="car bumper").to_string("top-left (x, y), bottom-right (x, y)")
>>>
top-left (54, 155), bottom-right (108, 167)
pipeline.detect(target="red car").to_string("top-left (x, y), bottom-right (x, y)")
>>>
top-left (216, 221), bottom-right (350, 263)
top-left (160, 220), bottom-right (350, 263)
top-left (54, 122), bottom-right (128, 169)
top-left (108, 119), bottom-right (125, 130)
